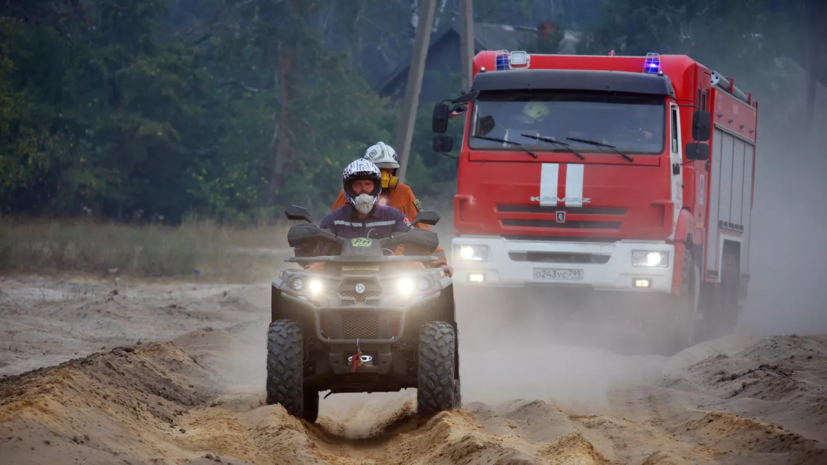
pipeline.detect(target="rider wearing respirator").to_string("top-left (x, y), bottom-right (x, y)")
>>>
top-left (331, 142), bottom-right (452, 276)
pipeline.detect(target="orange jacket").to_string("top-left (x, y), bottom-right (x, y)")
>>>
top-left (331, 183), bottom-right (448, 267)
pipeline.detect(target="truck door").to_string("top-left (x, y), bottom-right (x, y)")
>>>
top-left (669, 103), bottom-right (683, 239)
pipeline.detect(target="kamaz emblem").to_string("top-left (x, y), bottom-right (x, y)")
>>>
top-left (351, 238), bottom-right (373, 247)
top-left (530, 196), bottom-right (591, 203)
top-left (556, 211), bottom-right (566, 223)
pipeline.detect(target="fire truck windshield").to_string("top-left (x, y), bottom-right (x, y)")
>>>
top-left (468, 90), bottom-right (666, 155)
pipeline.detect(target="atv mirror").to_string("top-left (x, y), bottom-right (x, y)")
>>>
top-left (452, 90), bottom-right (479, 104)
top-left (285, 205), bottom-right (313, 223)
top-left (692, 110), bottom-right (711, 141)
top-left (432, 135), bottom-right (453, 153)
top-left (685, 142), bottom-right (709, 161)
top-left (413, 210), bottom-right (440, 226)
top-left (432, 103), bottom-right (450, 134)
top-left (478, 115), bottom-right (496, 136)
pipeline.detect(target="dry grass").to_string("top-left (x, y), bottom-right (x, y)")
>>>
top-left (0, 219), bottom-right (293, 283)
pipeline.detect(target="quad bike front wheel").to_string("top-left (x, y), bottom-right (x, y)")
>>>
top-left (417, 321), bottom-right (460, 417)
top-left (266, 320), bottom-right (315, 421)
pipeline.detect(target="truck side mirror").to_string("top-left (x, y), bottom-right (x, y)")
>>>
top-left (285, 205), bottom-right (313, 223)
top-left (433, 135), bottom-right (453, 153)
top-left (432, 103), bottom-right (450, 134)
top-left (685, 142), bottom-right (709, 161)
top-left (692, 110), bottom-right (711, 141)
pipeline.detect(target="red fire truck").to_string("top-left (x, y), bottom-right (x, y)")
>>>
top-left (432, 51), bottom-right (757, 349)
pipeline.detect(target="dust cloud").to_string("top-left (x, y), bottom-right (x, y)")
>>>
top-left (454, 288), bottom-right (669, 414)
top-left (740, 67), bottom-right (827, 337)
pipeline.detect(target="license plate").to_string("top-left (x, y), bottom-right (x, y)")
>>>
top-left (533, 268), bottom-right (584, 281)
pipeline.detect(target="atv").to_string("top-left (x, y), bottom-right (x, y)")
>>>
top-left (266, 205), bottom-right (460, 423)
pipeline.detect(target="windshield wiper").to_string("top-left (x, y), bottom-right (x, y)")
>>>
top-left (520, 134), bottom-right (585, 160)
top-left (566, 137), bottom-right (634, 162)
top-left (471, 136), bottom-right (538, 158)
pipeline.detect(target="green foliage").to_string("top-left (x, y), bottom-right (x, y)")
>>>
top-left (0, 0), bottom-right (401, 224)
top-left (584, 0), bottom-right (795, 94)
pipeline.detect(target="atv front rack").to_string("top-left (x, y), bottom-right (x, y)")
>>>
top-left (284, 255), bottom-right (440, 264)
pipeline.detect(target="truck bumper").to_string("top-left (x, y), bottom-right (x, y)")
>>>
top-left (451, 236), bottom-right (675, 293)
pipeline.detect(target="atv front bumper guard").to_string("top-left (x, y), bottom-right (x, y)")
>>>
top-left (280, 291), bottom-right (442, 344)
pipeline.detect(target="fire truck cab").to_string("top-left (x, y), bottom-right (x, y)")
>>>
top-left (433, 51), bottom-right (757, 350)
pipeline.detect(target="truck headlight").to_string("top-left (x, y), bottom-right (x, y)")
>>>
top-left (455, 245), bottom-right (489, 262)
top-left (632, 251), bottom-right (669, 268)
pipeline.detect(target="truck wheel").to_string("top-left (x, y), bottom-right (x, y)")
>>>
top-left (718, 252), bottom-right (741, 333)
top-left (266, 320), bottom-right (304, 419)
top-left (652, 246), bottom-right (698, 354)
top-left (417, 321), bottom-right (459, 417)
top-left (303, 389), bottom-right (319, 423)
top-left (675, 247), bottom-right (700, 350)
top-left (697, 250), bottom-right (741, 341)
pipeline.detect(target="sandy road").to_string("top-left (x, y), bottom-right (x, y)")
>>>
top-left (1, 276), bottom-right (826, 464)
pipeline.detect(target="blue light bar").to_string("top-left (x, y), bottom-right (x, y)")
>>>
top-left (643, 52), bottom-right (661, 74)
top-left (495, 53), bottom-right (510, 71)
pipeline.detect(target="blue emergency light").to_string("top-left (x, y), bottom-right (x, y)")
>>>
top-left (495, 53), bottom-right (510, 71)
top-left (643, 53), bottom-right (661, 74)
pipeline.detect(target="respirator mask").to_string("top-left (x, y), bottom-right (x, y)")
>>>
top-left (353, 193), bottom-right (375, 215)
top-left (381, 171), bottom-right (399, 190)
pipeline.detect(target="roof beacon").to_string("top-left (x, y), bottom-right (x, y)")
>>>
top-left (509, 51), bottom-right (530, 68)
top-left (643, 53), bottom-right (661, 74)
top-left (495, 51), bottom-right (510, 71)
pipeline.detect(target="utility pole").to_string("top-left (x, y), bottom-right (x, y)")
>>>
top-left (395, 0), bottom-right (437, 182)
top-left (459, 0), bottom-right (475, 91)
top-left (805, 0), bottom-right (824, 133)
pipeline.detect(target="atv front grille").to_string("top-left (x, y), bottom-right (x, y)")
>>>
top-left (339, 290), bottom-right (381, 303)
top-left (341, 312), bottom-right (380, 339)
top-left (339, 300), bottom-right (380, 307)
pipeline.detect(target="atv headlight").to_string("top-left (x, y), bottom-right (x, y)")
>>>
top-left (290, 278), bottom-right (304, 291)
top-left (397, 277), bottom-right (415, 296)
top-left (308, 278), bottom-right (324, 295)
top-left (455, 245), bottom-right (488, 262)
top-left (632, 251), bottom-right (669, 268)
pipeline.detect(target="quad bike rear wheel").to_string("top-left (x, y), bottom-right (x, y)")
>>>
top-left (266, 320), bottom-right (310, 420)
top-left (417, 321), bottom-right (459, 416)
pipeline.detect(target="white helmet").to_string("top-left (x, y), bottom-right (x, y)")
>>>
top-left (363, 142), bottom-right (399, 170)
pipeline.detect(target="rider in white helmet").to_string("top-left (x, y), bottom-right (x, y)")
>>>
top-left (330, 142), bottom-right (452, 276)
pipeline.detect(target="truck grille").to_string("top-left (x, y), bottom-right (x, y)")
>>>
top-left (509, 251), bottom-right (610, 264)
top-left (502, 219), bottom-right (621, 229)
top-left (341, 312), bottom-right (380, 339)
top-left (497, 205), bottom-right (627, 215)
